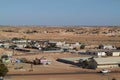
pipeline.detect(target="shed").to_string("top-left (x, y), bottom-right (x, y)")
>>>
top-left (94, 57), bottom-right (120, 68)
top-left (86, 50), bottom-right (106, 57)
top-left (99, 45), bottom-right (116, 49)
top-left (112, 51), bottom-right (120, 56)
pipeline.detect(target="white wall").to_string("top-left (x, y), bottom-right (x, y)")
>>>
top-left (97, 52), bottom-right (106, 56)
top-left (112, 52), bottom-right (120, 56)
top-left (97, 64), bottom-right (119, 68)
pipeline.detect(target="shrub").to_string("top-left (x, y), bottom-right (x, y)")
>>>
top-left (112, 78), bottom-right (117, 80)
top-left (20, 58), bottom-right (28, 63)
top-left (0, 62), bottom-right (8, 77)
top-left (81, 58), bottom-right (97, 69)
top-left (80, 45), bottom-right (85, 49)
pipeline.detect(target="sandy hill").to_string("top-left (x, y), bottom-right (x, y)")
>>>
top-left (0, 26), bottom-right (120, 46)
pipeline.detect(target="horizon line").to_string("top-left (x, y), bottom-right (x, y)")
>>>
top-left (0, 25), bottom-right (120, 27)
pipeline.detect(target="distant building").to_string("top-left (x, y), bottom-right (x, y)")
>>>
top-left (56, 41), bottom-right (65, 47)
top-left (99, 45), bottom-right (116, 49)
top-left (85, 49), bottom-right (120, 57)
top-left (94, 57), bottom-right (120, 68)
top-left (110, 51), bottom-right (120, 56)
top-left (12, 40), bottom-right (31, 44)
top-left (16, 44), bottom-right (27, 48)
top-left (3, 43), bottom-right (11, 49)
top-left (58, 57), bottom-right (120, 69)
top-left (86, 51), bottom-right (106, 57)
top-left (0, 43), bottom-right (4, 48)
top-left (56, 41), bottom-right (81, 50)
top-left (80, 57), bottom-right (120, 68)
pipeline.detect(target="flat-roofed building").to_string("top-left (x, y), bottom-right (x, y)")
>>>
top-left (86, 50), bottom-right (106, 57)
top-left (94, 57), bottom-right (120, 68)
top-left (99, 45), bottom-right (116, 49)
top-left (112, 51), bottom-right (120, 56)
top-left (86, 49), bottom-right (120, 57)
top-left (57, 57), bottom-right (120, 69)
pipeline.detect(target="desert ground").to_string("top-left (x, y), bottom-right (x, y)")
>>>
top-left (5, 73), bottom-right (120, 80)
top-left (5, 52), bottom-right (120, 80)
top-left (0, 26), bottom-right (120, 80)
top-left (0, 26), bottom-right (120, 46)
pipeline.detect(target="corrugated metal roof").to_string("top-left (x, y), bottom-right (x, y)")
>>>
top-left (59, 57), bottom-right (120, 65)
top-left (94, 57), bottom-right (120, 65)
top-left (59, 57), bottom-right (89, 61)
top-left (87, 49), bottom-right (120, 52)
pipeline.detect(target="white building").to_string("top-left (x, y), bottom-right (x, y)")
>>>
top-left (86, 50), bottom-right (120, 57)
top-left (56, 41), bottom-right (65, 47)
top-left (112, 51), bottom-right (120, 56)
top-left (99, 45), bottom-right (116, 49)
top-left (94, 57), bottom-right (120, 68)
top-left (86, 51), bottom-right (106, 57)
top-left (96, 52), bottom-right (106, 57)
top-left (70, 42), bottom-right (81, 48)
top-left (16, 44), bottom-right (27, 48)
top-left (12, 40), bottom-right (31, 44)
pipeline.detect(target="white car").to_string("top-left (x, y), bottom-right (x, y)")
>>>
top-left (100, 69), bottom-right (111, 74)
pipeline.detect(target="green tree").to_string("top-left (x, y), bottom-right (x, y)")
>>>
top-left (112, 78), bottom-right (117, 80)
top-left (87, 58), bottom-right (97, 69)
top-left (82, 60), bottom-right (89, 68)
top-left (0, 62), bottom-right (8, 77)
top-left (81, 58), bottom-right (97, 69)
top-left (80, 45), bottom-right (85, 49)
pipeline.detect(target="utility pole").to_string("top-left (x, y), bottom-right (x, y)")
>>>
top-left (107, 73), bottom-right (110, 80)
top-left (12, 49), bottom-right (14, 56)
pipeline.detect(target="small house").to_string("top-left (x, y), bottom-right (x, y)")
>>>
top-left (94, 57), bottom-right (120, 68)
top-left (112, 51), bottom-right (120, 56)
top-left (56, 41), bottom-right (65, 47)
top-left (105, 50), bottom-right (120, 57)
top-left (80, 57), bottom-right (120, 69)
top-left (99, 45), bottom-right (116, 49)
top-left (86, 50), bottom-right (106, 57)
top-left (12, 39), bottom-right (31, 44)
top-left (3, 43), bottom-right (11, 49)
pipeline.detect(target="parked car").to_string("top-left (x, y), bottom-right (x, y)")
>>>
top-left (99, 69), bottom-right (111, 74)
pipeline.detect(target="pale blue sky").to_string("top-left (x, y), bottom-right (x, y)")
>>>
top-left (0, 0), bottom-right (120, 26)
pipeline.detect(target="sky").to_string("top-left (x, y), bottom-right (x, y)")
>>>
top-left (0, 0), bottom-right (120, 26)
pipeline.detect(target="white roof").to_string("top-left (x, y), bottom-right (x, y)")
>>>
top-left (94, 57), bottom-right (120, 65)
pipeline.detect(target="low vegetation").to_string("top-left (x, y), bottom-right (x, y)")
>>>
top-left (81, 57), bottom-right (97, 69)
top-left (0, 62), bottom-right (8, 77)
